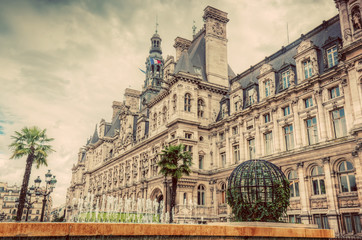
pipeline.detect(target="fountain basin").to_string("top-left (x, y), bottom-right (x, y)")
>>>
top-left (0, 222), bottom-right (334, 239)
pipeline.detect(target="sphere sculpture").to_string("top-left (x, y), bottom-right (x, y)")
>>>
top-left (227, 159), bottom-right (290, 222)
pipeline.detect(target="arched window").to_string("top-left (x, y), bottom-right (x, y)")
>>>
top-left (172, 94), bottom-right (177, 111)
top-left (311, 166), bottom-right (325, 195)
top-left (162, 106), bottom-right (167, 124)
top-left (338, 161), bottom-right (357, 192)
top-left (153, 113), bottom-right (157, 129)
top-left (184, 93), bottom-right (191, 112)
top-left (220, 183), bottom-right (226, 204)
top-left (197, 185), bottom-right (205, 206)
top-left (197, 99), bottom-right (205, 118)
top-left (288, 170), bottom-right (299, 197)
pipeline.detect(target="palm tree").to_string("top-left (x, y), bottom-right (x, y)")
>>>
top-left (158, 144), bottom-right (192, 223)
top-left (9, 126), bottom-right (54, 222)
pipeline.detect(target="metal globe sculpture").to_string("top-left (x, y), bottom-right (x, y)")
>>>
top-left (227, 159), bottom-right (290, 222)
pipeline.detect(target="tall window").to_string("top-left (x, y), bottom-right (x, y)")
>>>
top-left (220, 183), bottom-right (226, 204)
top-left (264, 132), bottom-right (273, 155)
top-left (248, 138), bottom-right (255, 159)
top-left (288, 170), bottom-right (299, 197)
top-left (311, 166), bottom-right (325, 195)
top-left (314, 214), bottom-right (329, 229)
top-left (343, 213), bottom-right (361, 234)
top-left (332, 108), bottom-right (347, 138)
top-left (197, 99), bottom-right (205, 118)
top-left (284, 125), bottom-right (294, 150)
top-left (172, 94), bottom-right (177, 111)
top-left (327, 46), bottom-right (338, 68)
top-left (153, 113), bottom-right (157, 129)
top-left (264, 113), bottom-right (270, 123)
top-left (265, 80), bottom-right (271, 97)
top-left (281, 71), bottom-right (290, 89)
top-left (303, 60), bottom-right (313, 79)
top-left (306, 117), bottom-right (318, 145)
top-left (339, 161), bottom-right (357, 193)
top-left (199, 155), bottom-right (204, 169)
top-left (162, 107), bottom-right (167, 123)
top-left (184, 93), bottom-right (191, 112)
top-left (233, 145), bottom-right (240, 163)
top-left (305, 97), bottom-right (313, 108)
top-left (220, 153), bottom-right (226, 167)
top-left (283, 106), bottom-right (291, 116)
top-left (197, 185), bottom-right (205, 206)
top-left (330, 86), bottom-right (340, 99)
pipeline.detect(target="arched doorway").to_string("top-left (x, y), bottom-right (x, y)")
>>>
top-left (150, 188), bottom-right (164, 215)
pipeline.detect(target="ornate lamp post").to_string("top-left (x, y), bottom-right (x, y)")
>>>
top-left (24, 185), bottom-right (39, 222)
top-left (34, 170), bottom-right (57, 222)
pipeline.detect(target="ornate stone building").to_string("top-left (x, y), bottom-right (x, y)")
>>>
top-left (66, 2), bottom-right (362, 236)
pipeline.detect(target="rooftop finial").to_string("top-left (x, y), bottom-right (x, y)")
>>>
top-left (155, 15), bottom-right (159, 34)
top-left (192, 20), bottom-right (197, 36)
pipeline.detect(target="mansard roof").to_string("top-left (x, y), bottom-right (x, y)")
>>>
top-left (174, 31), bottom-right (235, 81)
top-left (90, 125), bottom-right (99, 144)
top-left (233, 15), bottom-right (341, 90)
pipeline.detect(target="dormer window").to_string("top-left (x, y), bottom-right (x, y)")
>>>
top-left (327, 46), bottom-right (338, 68)
top-left (281, 71), bottom-right (290, 89)
top-left (265, 80), bottom-right (271, 97)
top-left (303, 59), bottom-right (313, 79)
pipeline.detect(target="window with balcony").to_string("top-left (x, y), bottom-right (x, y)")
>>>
top-left (311, 166), bottom-right (325, 195)
top-left (339, 161), bottom-right (357, 193)
top-left (332, 108), bottom-right (347, 138)
top-left (327, 46), bottom-right (338, 68)
top-left (305, 97), bottom-right (313, 108)
top-left (314, 214), bottom-right (329, 229)
top-left (306, 117), bottom-right (318, 145)
top-left (289, 215), bottom-right (301, 223)
top-left (330, 86), bottom-right (340, 99)
top-left (288, 170), bottom-right (299, 197)
top-left (264, 132), bottom-right (273, 155)
top-left (233, 145), bottom-right (240, 163)
top-left (264, 113), bottom-right (270, 123)
top-left (283, 106), bottom-right (291, 116)
top-left (284, 125), bottom-right (294, 150)
top-left (342, 213), bottom-right (361, 234)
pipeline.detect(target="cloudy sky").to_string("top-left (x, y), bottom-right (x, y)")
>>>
top-left (0, 0), bottom-right (338, 207)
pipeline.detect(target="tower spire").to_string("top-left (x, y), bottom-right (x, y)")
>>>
top-left (155, 15), bottom-right (159, 34)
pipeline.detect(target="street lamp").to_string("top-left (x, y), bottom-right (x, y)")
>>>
top-left (34, 170), bottom-right (57, 222)
top-left (24, 185), bottom-right (39, 222)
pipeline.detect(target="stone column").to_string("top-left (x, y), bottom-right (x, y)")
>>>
top-left (225, 127), bottom-right (231, 165)
top-left (352, 142), bottom-right (362, 216)
top-left (255, 115), bottom-right (262, 158)
top-left (272, 107), bottom-right (281, 152)
top-left (315, 89), bottom-right (327, 142)
top-left (239, 120), bottom-right (246, 162)
top-left (211, 133), bottom-right (217, 169)
top-left (336, 0), bottom-right (352, 46)
top-left (322, 157), bottom-right (339, 234)
top-left (297, 162), bottom-right (310, 224)
top-left (292, 99), bottom-right (302, 148)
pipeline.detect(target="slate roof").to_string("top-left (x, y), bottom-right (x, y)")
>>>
top-left (235, 15), bottom-right (341, 91)
top-left (174, 31), bottom-right (235, 81)
top-left (90, 125), bottom-right (99, 144)
top-left (105, 114), bottom-right (120, 138)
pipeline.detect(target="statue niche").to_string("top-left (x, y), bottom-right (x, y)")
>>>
top-left (352, 6), bottom-right (362, 31)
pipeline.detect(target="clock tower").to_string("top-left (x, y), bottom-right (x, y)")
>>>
top-left (203, 6), bottom-right (229, 87)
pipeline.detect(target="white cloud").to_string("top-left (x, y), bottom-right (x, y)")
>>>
top-left (0, 0), bottom-right (338, 207)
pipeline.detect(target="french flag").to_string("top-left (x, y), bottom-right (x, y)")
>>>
top-left (150, 58), bottom-right (161, 65)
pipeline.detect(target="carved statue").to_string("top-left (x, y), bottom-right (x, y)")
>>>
top-left (289, 71), bottom-right (295, 86)
top-left (312, 58), bottom-right (319, 75)
top-left (352, 8), bottom-right (362, 31)
top-left (252, 89), bottom-right (258, 104)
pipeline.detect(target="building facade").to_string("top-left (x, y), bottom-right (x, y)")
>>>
top-left (0, 182), bottom-right (53, 222)
top-left (66, 1), bottom-right (362, 236)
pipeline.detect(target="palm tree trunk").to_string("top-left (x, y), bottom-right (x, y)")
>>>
top-left (16, 150), bottom-right (34, 222)
top-left (169, 177), bottom-right (178, 223)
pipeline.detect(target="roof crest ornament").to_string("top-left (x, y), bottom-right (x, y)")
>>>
top-left (192, 20), bottom-right (197, 36)
top-left (155, 15), bottom-right (159, 34)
